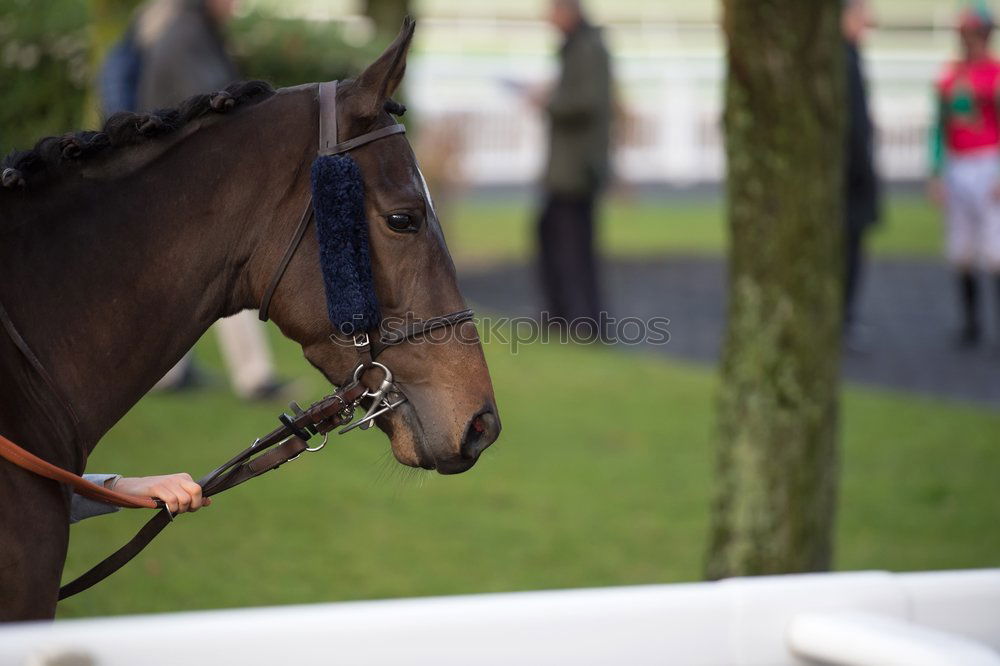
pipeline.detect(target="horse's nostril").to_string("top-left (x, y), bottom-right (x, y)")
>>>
top-left (460, 408), bottom-right (500, 460)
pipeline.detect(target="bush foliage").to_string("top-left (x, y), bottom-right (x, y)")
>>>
top-left (0, 0), bottom-right (90, 153)
top-left (0, 1), bottom-right (378, 153)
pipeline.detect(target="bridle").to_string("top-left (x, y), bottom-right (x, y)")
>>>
top-left (0, 80), bottom-right (478, 600)
top-left (257, 80), bottom-right (474, 431)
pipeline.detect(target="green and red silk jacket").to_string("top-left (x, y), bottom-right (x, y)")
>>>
top-left (932, 56), bottom-right (1000, 174)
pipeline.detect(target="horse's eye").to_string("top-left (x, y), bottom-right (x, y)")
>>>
top-left (385, 213), bottom-right (419, 233)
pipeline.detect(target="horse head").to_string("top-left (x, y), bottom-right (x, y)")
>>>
top-left (261, 19), bottom-right (500, 474)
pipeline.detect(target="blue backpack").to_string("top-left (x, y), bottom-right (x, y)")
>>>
top-left (98, 31), bottom-right (143, 116)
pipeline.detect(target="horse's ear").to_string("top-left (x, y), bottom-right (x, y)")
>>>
top-left (352, 16), bottom-right (416, 118)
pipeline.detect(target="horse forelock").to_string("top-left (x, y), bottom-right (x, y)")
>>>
top-left (0, 80), bottom-right (276, 193)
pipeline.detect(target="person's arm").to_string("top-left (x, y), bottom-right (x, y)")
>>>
top-left (70, 473), bottom-right (210, 524)
top-left (930, 95), bottom-right (946, 177)
top-left (845, 45), bottom-right (878, 213)
top-left (928, 91), bottom-right (947, 207)
top-left (70, 474), bottom-right (123, 524)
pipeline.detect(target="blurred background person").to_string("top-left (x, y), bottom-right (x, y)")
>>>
top-left (928, 3), bottom-right (1000, 349)
top-left (100, 0), bottom-right (287, 399)
top-left (533, 0), bottom-right (612, 342)
top-left (842, 0), bottom-right (880, 352)
top-left (137, 0), bottom-right (238, 110)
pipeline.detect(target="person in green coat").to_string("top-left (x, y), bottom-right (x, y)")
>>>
top-left (535, 0), bottom-right (612, 341)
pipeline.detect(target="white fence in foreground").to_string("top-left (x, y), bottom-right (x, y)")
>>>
top-left (1, 569), bottom-right (999, 666)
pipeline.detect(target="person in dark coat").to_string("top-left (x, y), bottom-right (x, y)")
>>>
top-left (534, 0), bottom-right (612, 341)
top-left (842, 0), bottom-right (881, 350)
top-left (134, 0), bottom-right (238, 112)
top-left (101, 0), bottom-right (287, 399)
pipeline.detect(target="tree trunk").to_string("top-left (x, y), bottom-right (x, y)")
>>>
top-left (706, 0), bottom-right (845, 579)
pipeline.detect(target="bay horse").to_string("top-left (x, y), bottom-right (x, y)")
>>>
top-left (0, 20), bottom-right (499, 620)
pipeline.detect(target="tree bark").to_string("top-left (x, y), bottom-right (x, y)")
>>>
top-left (706, 0), bottom-right (845, 579)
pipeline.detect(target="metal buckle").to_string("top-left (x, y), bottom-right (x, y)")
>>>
top-left (354, 332), bottom-right (370, 348)
top-left (304, 432), bottom-right (330, 453)
top-left (289, 430), bottom-right (330, 463)
top-left (353, 360), bottom-right (389, 384)
top-left (340, 361), bottom-right (406, 433)
top-left (353, 362), bottom-right (394, 431)
top-left (338, 397), bottom-right (405, 434)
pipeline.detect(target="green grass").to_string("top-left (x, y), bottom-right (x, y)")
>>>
top-left (445, 194), bottom-right (944, 265)
top-left (58, 322), bottom-right (1000, 618)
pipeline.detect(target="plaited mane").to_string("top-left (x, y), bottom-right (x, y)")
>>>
top-left (1, 80), bottom-right (275, 191)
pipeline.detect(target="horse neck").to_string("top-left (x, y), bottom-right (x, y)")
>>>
top-left (0, 90), bottom-right (316, 459)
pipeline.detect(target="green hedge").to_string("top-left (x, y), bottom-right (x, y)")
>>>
top-left (0, 2), bottom-right (378, 154)
top-left (0, 0), bottom-right (91, 153)
top-left (230, 13), bottom-right (379, 89)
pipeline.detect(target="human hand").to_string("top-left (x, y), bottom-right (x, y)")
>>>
top-left (112, 473), bottom-right (210, 514)
top-left (525, 83), bottom-right (550, 109)
top-left (927, 177), bottom-right (946, 208)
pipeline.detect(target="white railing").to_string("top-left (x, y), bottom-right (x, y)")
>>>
top-left (405, 19), bottom-right (952, 186)
top-left (2, 569), bottom-right (998, 665)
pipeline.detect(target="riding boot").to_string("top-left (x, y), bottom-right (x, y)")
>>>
top-left (957, 270), bottom-right (980, 348)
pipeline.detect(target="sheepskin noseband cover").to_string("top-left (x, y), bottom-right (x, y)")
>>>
top-left (310, 154), bottom-right (381, 336)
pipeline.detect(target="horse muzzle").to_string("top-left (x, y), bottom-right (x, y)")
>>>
top-left (378, 390), bottom-right (500, 475)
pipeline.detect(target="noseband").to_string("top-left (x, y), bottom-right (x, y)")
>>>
top-left (257, 80), bottom-right (474, 428)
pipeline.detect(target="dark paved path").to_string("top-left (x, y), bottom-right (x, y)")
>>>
top-left (459, 256), bottom-right (1000, 407)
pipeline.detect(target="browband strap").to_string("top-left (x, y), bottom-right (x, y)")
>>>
top-left (318, 80), bottom-right (406, 156)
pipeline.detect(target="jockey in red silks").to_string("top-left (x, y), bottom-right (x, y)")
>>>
top-left (929, 3), bottom-right (1000, 347)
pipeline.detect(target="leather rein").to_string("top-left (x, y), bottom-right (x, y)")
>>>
top-left (0, 80), bottom-right (474, 600)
